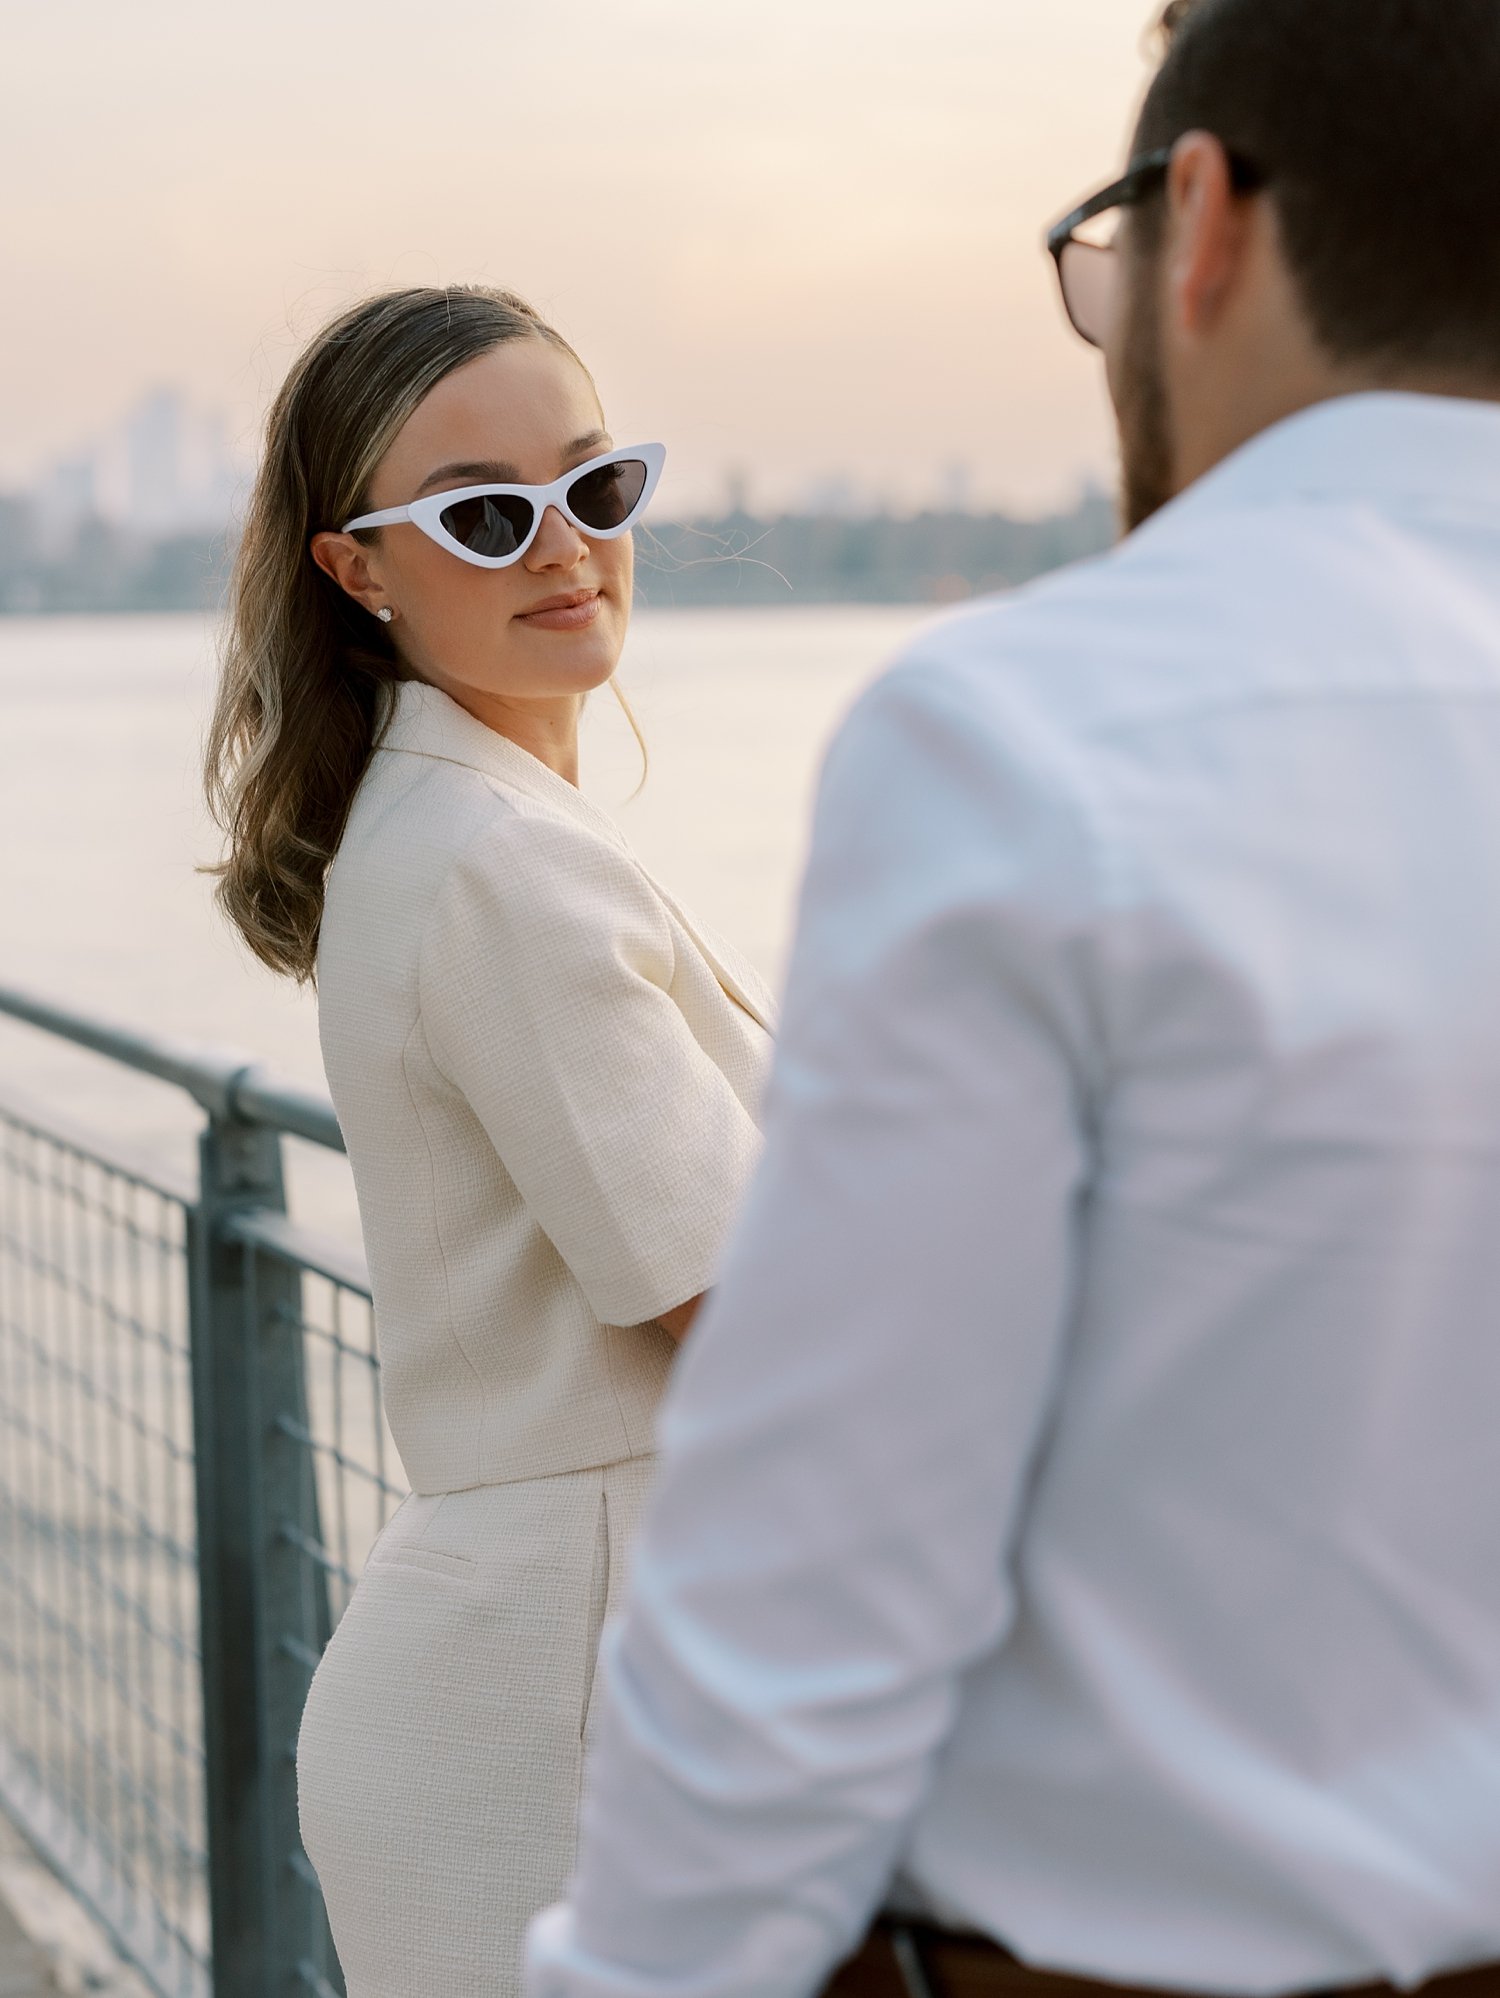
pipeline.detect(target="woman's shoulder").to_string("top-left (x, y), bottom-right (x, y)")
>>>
top-left (335, 742), bottom-right (660, 949)
top-left (420, 784), bottom-right (672, 966)
top-left (322, 755), bottom-right (547, 956)
top-left (337, 741), bottom-right (631, 897)
top-left (322, 752), bottom-right (668, 1012)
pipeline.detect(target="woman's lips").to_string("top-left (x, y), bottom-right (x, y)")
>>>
top-left (515, 591), bottom-right (602, 632)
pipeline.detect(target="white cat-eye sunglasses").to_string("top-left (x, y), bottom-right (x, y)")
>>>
top-left (341, 442), bottom-right (666, 570)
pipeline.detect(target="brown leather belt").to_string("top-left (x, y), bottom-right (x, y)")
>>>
top-left (824, 1919), bottom-right (1500, 1998)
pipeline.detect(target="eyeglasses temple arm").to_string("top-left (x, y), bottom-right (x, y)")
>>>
top-left (1046, 143), bottom-right (1264, 253)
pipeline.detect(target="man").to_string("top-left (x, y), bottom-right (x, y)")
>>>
top-left (527, 1), bottom-right (1500, 1992)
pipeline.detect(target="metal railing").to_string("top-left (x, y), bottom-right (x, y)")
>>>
top-left (0, 980), bottom-right (406, 1998)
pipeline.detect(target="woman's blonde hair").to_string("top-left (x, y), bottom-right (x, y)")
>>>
top-left (204, 283), bottom-right (643, 984)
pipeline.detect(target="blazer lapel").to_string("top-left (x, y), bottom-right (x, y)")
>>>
top-left (635, 870), bottom-right (780, 1036)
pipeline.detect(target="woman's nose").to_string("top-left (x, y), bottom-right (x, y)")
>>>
top-left (525, 503), bottom-right (588, 569)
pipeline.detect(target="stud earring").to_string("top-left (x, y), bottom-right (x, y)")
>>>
top-left (376, 607), bottom-right (394, 624)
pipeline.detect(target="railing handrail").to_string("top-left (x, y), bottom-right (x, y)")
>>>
top-left (0, 979), bottom-right (346, 1153)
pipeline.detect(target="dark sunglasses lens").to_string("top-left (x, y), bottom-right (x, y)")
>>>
top-left (1059, 239), bottom-right (1117, 349)
top-left (437, 492), bottom-right (534, 558)
top-left (567, 458), bottom-right (648, 532)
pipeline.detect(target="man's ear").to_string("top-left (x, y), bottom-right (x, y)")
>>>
top-left (310, 531), bottom-right (390, 619)
top-left (1165, 131), bottom-right (1255, 340)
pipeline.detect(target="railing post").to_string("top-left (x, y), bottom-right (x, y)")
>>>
top-left (188, 1104), bottom-right (341, 1998)
top-left (250, 1224), bottom-right (344, 1998)
top-left (188, 1110), bottom-right (282, 1998)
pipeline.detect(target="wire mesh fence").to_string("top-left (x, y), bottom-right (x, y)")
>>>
top-left (271, 1257), bottom-right (399, 1643)
top-left (0, 1110), bottom-right (206, 1994)
top-left (0, 985), bottom-right (402, 1998)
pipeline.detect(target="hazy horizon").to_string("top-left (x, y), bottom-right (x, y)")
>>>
top-left (3, 1), bottom-right (1161, 516)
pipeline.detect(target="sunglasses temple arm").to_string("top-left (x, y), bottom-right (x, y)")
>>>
top-left (341, 505), bottom-right (412, 532)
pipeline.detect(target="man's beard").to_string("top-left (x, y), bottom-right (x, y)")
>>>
top-left (1115, 250), bottom-right (1176, 533)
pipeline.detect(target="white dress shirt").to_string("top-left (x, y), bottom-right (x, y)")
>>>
top-left (526, 394), bottom-right (1500, 1998)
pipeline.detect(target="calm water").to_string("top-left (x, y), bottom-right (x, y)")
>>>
top-left (0, 607), bottom-right (931, 1240)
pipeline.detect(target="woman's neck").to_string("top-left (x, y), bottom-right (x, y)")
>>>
top-left (443, 683), bottom-right (584, 786)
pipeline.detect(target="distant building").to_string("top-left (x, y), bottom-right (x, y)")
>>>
top-left (722, 465), bottom-right (753, 518)
top-left (937, 459), bottom-right (975, 512)
top-left (798, 471), bottom-right (863, 517)
top-left (32, 452), bottom-right (102, 548)
top-left (122, 387), bottom-right (187, 534)
top-left (24, 386), bottom-right (247, 541)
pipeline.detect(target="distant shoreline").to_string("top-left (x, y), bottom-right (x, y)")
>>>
top-left (0, 494), bottom-right (1115, 616)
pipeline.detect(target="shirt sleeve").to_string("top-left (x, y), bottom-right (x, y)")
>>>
top-left (524, 651), bottom-right (1107, 1998)
top-left (417, 805), bottom-right (767, 1330)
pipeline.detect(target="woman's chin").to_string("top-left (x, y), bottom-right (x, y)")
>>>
top-left (510, 618), bottom-right (626, 688)
top-left (490, 642), bottom-right (623, 701)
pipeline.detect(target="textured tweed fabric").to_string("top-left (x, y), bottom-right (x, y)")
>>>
top-left (297, 1457), bottom-right (654, 1998)
top-left (298, 678), bottom-right (776, 1995)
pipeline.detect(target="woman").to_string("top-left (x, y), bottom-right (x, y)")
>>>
top-left (204, 285), bottom-right (775, 1998)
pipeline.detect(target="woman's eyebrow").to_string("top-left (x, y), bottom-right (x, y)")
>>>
top-left (413, 432), bottom-right (613, 498)
top-left (413, 458), bottom-right (520, 495)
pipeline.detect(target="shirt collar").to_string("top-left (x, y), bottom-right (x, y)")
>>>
top-left (376, 677), bottom-right (632, 852)
top-left (1154, 390), bottom-right (1500, 529)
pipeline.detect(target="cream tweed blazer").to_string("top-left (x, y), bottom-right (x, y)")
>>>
top-left (296, 677), bottom-right (775, 1998)
top-left (315, 675), bottom-right (775, 1494)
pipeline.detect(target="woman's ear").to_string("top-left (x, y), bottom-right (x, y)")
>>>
top-left (310, 530), bottom-right (390, 619)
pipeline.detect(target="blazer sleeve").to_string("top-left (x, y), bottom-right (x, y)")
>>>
top-left (416, 805), bottom-right (767, 1330)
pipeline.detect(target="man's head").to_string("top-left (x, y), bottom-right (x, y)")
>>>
top-left (1093, 0), bottom-right (1500, 529)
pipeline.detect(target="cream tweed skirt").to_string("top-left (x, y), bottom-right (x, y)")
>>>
top-left (296, 1454), bottom-right (655, 1998)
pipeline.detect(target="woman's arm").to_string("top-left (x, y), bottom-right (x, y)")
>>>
top-left (417, 812), bottom-right (765, 1336)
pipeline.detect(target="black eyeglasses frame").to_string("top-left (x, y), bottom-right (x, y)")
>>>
top-left (1045, 145), bottom-right (1267, 346)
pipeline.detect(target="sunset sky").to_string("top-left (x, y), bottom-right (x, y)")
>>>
top-left (3, 0), bottom-right (1163, 516)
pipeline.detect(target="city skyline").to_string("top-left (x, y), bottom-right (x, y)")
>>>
top-left (0, 1), bottom-right (1159, 519)
top-left (9, 379), bottom-right (1112, 538)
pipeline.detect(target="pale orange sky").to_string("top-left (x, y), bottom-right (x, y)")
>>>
top-left (3, 1), bottom-right (1163, 515)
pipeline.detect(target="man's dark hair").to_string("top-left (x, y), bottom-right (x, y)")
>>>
top-left (1135, 0), bottom-right (1500, 378)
